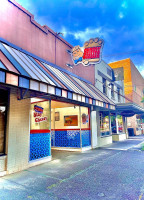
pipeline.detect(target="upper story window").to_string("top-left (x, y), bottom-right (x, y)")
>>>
top-left (111, 84), bottom-right (114, 99)
top-left (107, 68), bottom-right (112, 76)
top-left (141, 89), bottom-right (144, 97)
top-left (102, 78), bottom-right (107, 95)
top-left (134, 85), bottom-right (136, 92)
top-left (117, 87), bottom-right (120, 102)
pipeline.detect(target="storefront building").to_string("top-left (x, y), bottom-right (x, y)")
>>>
top-left (95, 60), bottom-right (129, 142)
top-left (0, 37), bottom-right (116, 176)
top-left (109, 58), bottom-right (144, 135)
top-left (1, 0), bottom-right (143, 177)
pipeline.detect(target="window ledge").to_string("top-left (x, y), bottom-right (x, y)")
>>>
top-left (112, 133), bottom-right (125, 135)
top-left (101, 135), bottom-right (112, 138)
top-left (0, 155), bottom-right (7, 159)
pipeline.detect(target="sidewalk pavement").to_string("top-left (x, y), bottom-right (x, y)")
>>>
top-left (1, 136), bottom-right (144, 200)
top-left (101, 135), bottom-right (144, 151)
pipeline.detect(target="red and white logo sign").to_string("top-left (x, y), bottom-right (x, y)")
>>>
top-left (71, 38), bottom-right (103, 66)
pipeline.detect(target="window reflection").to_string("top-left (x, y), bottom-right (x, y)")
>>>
top-left (100, 112), bottom-right (110, 136)
top-left (117, 115), bottom-right (123, 133)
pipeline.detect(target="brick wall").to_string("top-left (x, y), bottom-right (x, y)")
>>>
top-left (6, 89), bottom-right (30, 174)
top-left (130, 60), bottom-right (144, 107)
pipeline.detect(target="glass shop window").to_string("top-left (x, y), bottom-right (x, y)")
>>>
top-left (117, 115), bottom-right (124, 133)
top-left (30, 100), bottom-right (50, 130)
top-left (103, 78), bottom-right (107, 95)
top-left (100, 112), bottom-right (110, 136)
top-left (81, 106), bottom-right (89, 129)
top-left (111, 84), bottom-right (114, 99)
top-left (117, 88), bottom-right (120, 102)
top-left (0, 106), bottom-right (6, 155)
top-left (111, 114), bottom-right (117, 134)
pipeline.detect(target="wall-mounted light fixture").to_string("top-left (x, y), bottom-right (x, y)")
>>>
top-left (66, 63), bottom-right (74, 69)
top-left (66, 49), bottom-right (72, 54)
top-left (108, 83), bottom-right (112, 86)
top-left (56, 32), bottom-right (64, 36)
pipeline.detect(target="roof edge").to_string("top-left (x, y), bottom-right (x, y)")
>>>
top-left (108, 58), bottom-right (131, 65)
top-left (8, 0), bottom-right (73, 48)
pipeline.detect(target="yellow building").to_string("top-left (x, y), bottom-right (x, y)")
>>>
top-left (109, 58), bottom-right (144, 135)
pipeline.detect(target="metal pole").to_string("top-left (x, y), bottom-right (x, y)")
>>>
top-left (79, 106), bottom-right (82, 149)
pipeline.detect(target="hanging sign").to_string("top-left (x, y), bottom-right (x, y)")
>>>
top-left (71, 38), bottom-right (103, 66)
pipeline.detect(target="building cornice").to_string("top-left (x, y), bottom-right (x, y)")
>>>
top-left (8, 0), bottom-right (73, 48)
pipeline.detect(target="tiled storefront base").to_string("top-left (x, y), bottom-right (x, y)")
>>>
top-left (51, 129), bottom-right (81, 148)
top-left (112, 133), bottom-right (126, 141)
top-left (29, 156), bottom-right (52, 168)
top-left (51, 146), bottom-right (92, 152)
top-left (30, 132), bottom-right (51, 161)
top-left (51, 129), bottom-right (91, 150)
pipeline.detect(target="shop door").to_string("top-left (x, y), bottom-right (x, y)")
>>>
top-left (0, 90), bottom-right (8, 155)
top-left (0, 106), bottom-right (6, 155)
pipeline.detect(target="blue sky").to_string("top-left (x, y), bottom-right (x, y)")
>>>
top-left (16, 0), bottom-right (144, 77)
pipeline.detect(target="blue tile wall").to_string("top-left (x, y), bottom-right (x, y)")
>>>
top-left (51, 130), bottom-right (55, 147)
top-left (81, 130), bottom-right (91, 147)
top-left (30, 133), bottom-right (51, 161)
top-left (53, 130), bottom-right (81, 148)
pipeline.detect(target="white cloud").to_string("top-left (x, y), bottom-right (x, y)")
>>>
top-left (61, 26), bottom-right (113, 44)
top-left (119, 12), bottom-right (124, 19)
top-left (72, 27), bottom-right (102, 41)
top-left (70, 0), bottom-right (97, 8)
top-left (61, 26), bottom-right (68, 37)
top-left (141, 70), bottom-right (144, 77)
top-left (119, 1), bottom-right (128, 19)
top-left (138, 64), bottom-right (144, 77)
top-left (121, 1), bottom-right (128, 9)
top-left (16, 0), bottom-right (37, 15)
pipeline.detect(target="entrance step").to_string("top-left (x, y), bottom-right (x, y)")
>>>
top-left (0, 171), bottom-right (6, 177)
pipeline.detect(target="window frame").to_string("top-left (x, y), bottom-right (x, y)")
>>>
top-left (117, 87), bottom-right (121, 102)
top-left (102, 78), bottom-right (107, 95)
top-left (111, 84), bottom-right (115, 99)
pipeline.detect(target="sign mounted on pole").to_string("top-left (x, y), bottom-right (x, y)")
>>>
top-left (71, 38), bottom-right (104, 66)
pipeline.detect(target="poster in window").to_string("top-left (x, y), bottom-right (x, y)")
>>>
top-left (82, 113), bottom-right (89, 124)
top-left (64, 115), bottom-right (78, 126)
top-left (30, 101), bottom-right (50, 130)
top-left (55, 112), bottom-right (60, 121)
